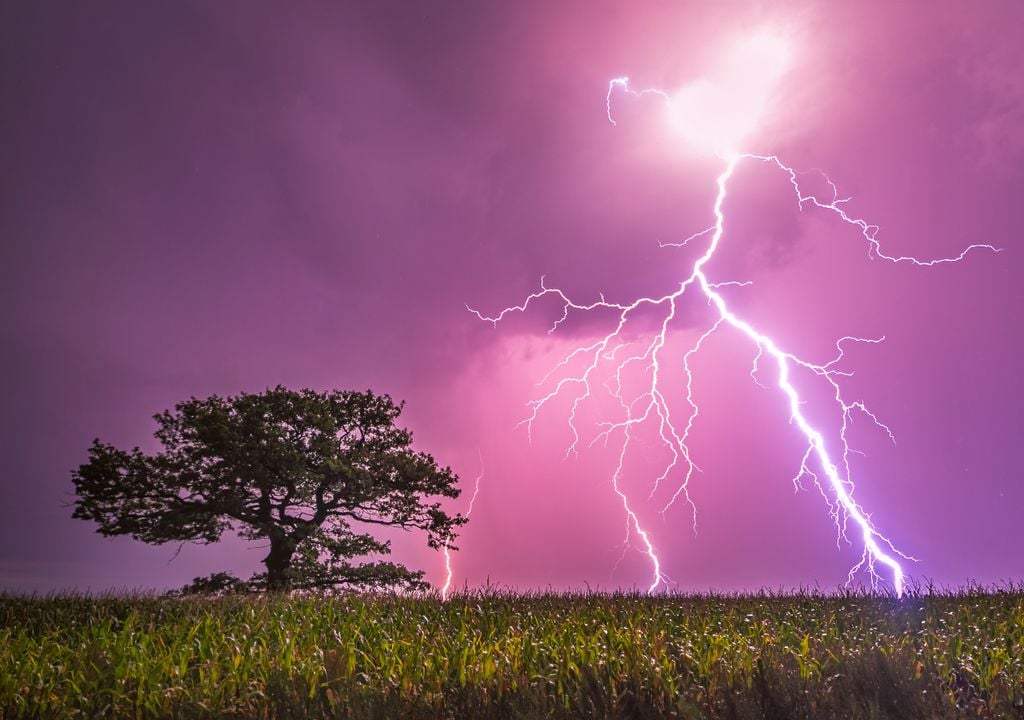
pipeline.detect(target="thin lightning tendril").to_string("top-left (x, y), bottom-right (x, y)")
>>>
top-left (441, 451), bottom-right (484, 600)
top-left (468, 77), bottom-right (999, 598)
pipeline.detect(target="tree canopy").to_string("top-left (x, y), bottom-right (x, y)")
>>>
top-left (72, 387), bottom-right (465, 592)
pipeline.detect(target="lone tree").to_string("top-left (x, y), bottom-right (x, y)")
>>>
top-left (72, 387), bottom-right (465, 592)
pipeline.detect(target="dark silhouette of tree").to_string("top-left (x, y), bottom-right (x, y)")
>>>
top-left (72, 387), bottom-right (464, 592)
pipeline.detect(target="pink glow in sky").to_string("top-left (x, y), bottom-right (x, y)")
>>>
top-left (1, 1), bottom-right (1022, 593)
top-left (665, 28), bottom-right (792, 157)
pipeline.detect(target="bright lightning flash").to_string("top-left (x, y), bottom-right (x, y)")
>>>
top-left (470, 31), bottom-right (999, 597)
top-left (441, 452), bottom-right (483, 600)
top-left (610, 30), bottom-right (792, 158)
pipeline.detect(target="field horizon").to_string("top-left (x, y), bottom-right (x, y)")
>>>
top-left (3, 585), bottom-right (1022, 719)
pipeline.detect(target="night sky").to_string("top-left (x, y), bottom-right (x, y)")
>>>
top-left (2, 1), bottom-right (1022, 593)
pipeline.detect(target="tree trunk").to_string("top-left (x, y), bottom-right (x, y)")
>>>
top-left (264, 535), bottom-right (295, 592)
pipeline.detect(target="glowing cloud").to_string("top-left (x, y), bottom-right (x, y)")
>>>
top-left (669, 30), bottom-right (790, 157)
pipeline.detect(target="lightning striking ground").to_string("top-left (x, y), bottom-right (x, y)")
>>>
top-left (441, 452), bottom-right (484, 600)
top-left (469, 73), bottom-right (998, 597)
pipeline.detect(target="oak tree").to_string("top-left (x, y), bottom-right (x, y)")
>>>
top-left (72, 387), bottom-right (464, 592)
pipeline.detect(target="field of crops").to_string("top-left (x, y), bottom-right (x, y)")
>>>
top-left (1, 587), bottom-right (1022, 719)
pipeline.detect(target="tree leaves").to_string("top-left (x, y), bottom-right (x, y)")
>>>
top-left (71, 386), bottom-right (465, 592)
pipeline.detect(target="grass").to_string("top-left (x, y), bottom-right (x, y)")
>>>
top-left (1, 586), bottom-right (1022, 719)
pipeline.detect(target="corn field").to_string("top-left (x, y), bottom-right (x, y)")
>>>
top-left (2, 587), bottom-right (1022, 719)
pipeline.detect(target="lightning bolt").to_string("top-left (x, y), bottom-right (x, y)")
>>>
top-left (441, 451), bottom-right (483, 600)
top-left (468, 76), bottom-right (999, 598)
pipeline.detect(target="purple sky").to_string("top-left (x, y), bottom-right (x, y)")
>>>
top-left (2, 1), bottom-right (1022, 593)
